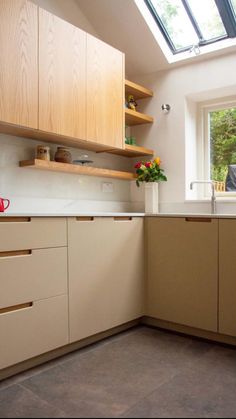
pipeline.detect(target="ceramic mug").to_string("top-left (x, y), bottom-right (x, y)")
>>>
top-left (0, 198), bottom-right (10, 212)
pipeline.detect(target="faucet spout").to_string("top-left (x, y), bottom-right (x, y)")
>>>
top-left (190, 180), bottom-right (216, 214)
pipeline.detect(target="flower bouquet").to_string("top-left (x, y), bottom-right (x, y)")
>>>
top-left (135, 157), bottom-right (167, 187)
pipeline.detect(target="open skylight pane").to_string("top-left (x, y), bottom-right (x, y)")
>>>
top-left (187, 0), bottom-right (227, 41)
top-left (150, 0), bottom-right (199, 50)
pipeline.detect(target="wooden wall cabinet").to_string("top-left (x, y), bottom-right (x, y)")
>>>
top-left (68, 217), bottom-right (144, 343)
top-left (39, 8), bottom-right (86, 140)
top-left (146, 217), bottom-right (218, 332)
top-left (87, 35), bottom-right (124, 149)
top-left (219, 219), bottom-right (236, 337)
top-left (0, 0), bottom-right (38, 129)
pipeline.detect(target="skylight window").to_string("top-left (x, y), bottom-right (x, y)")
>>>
top-left (144, 0), bottom-right (236, 54)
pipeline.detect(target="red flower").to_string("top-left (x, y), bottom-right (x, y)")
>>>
top-left (135, 162), bottom-right (142, 169)
top-left (145, 162), bottom-right (152, 168)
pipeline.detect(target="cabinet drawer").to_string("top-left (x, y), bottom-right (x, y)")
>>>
top-left (0, 295), bottom-right (69, 370)
top-left (0, 217), bottom-right (67, 251)
top-left (0, 247), bottom-right (68, 309)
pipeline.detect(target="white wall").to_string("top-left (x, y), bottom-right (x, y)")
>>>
top-left (131, 52), bottom-right (236, 213)
top-left (0, 0), bottom-right (134, 214)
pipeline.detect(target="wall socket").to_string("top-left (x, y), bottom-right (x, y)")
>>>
top-left (102, 182), bottom-right (114, 193)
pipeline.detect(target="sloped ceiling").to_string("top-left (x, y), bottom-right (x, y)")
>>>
top-left (76, 0), bottom-right (169, 77)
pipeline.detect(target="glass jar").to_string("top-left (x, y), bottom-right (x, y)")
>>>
top-left (36, 145), bottom-right (51, 161)
top-left (55, 147), bottom-right (72, 164)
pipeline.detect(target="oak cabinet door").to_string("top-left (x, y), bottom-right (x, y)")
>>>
top-left (219, 220), bottom-right (236, 337)
top-left (0, 0), bottom-right (38, 128)
top-left (68, 217), bottom-right (144, 343)
top-left (87, 34), bottom-right (124, 149)
top-left (146, 217), bottom-right (218, 332)
top-left (39, 8), bottom-right (86, 139)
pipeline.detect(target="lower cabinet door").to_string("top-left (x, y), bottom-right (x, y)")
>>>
top-left (219, 219), bottom-right (236, 337)
top-left (68, 217), bottom-right (144, 343)
top-left (0, 295), bottom-right (69, 370)
top-left (146, 217), bottom-right (218, 332)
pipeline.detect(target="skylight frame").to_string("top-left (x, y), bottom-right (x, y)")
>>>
top-left (144, 0), bottom-right (236, 55)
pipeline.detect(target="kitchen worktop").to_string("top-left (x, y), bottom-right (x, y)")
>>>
top-left (1, 212), bottom-right (236, 218)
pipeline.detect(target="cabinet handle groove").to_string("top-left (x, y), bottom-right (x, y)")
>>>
top-left (0, 217), bottom-right (31, 223)
top-left (76, 217), bottom-right (94, 222)
top-left (114, 217), bottom-right (133, 221)
top-left (185, 217), bottom-right (212, 223)
top-left (0, 250), bottom-right (32, 258)
top-left (0, 302), bottom-right (33, 315)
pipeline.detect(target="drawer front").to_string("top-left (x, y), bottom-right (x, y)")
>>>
top-left (0, 247), bottom-right (68, 309)
top-left (0, 295), bottom-right (69, 370)
top-left (0, 217), bottom-right (67, 251)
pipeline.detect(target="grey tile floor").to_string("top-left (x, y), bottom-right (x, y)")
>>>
top-left (1, 326), bottom-right (236, 418)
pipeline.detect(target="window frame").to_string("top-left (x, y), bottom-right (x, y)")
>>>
top-left (202, 100), bottom-right (236, 198)
top-left (144, 0), bottom-right (236, 55)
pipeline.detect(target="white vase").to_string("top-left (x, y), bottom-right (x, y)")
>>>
top-left (145, 182), bottom-right (159, 214)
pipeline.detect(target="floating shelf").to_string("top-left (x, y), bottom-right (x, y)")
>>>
top-left (125, 80), bottom-right (153, 100)
top-left (19, 159), bottom-right (136, 181)
top-left (125, 109), bottom-right (153, 126)
top-left (109, 144), bottom-right (154, 158)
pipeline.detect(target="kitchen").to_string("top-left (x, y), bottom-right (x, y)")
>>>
top-left (1, 0), bottom-right (236, 418)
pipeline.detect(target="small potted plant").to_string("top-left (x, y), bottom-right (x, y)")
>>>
top-left (135, 157), bottom-right (167, 213)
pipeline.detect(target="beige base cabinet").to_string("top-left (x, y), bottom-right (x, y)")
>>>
top-left (68, 217), bottom-right (144, 343)
top-left (219, 219), bottom-right (236, 337)
top-left (146, 217), bottom-right (218, 332)
top-left (0, 218), bottom-right (69, 370)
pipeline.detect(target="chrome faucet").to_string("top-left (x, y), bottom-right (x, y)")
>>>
top-left (190, 181), bottom-right (216, 214)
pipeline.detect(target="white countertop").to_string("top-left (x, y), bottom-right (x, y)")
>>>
top-left (1, 212), bottom-right (236, 218)
top-left (0, 212), bottom-right (145, 217)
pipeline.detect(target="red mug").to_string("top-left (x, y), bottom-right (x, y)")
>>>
top-left (0, 198), bottom-right (10, 212)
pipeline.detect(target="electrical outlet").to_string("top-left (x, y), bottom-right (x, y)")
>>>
top-left (102, 182), bottom-right (114, 193)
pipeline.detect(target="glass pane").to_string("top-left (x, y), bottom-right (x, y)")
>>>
top-left (150, 0), bottom-right (199, 50)
top-left (210, 108), bottom-right (236, 192)
top-left (231, 0), bottom-right (236, 16)
top-left (187, 0), bottom-right (227, 41)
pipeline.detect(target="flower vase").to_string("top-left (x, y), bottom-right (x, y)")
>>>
top-left (145, 182), bottom-right (159, 214)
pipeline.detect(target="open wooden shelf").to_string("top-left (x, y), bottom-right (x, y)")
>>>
top-left (19, 159), bottom-right (136, 181)
top-left (125, 109), bottom-right (153, 126)
top-left (125, 80), bottom-right (153, 100)
top-left (109, 144), bottom-right (154, 158)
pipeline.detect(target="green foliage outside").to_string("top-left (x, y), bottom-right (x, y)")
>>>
top-left (210, 108), bottom-right (236, 182)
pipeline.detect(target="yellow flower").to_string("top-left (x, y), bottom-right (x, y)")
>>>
top-left (155, 157), bottom-right (161, 166)
top-left (140, 164), bottom-right (146, 171)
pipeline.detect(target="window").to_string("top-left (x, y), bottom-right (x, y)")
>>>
top-left (205, 104), bottom-right (236, 193)
top-left (144, 0), bottom-right (236, 54)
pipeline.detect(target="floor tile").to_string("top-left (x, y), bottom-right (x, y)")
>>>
top-left (20, 328), bottom-right (212, 418)
top-left (121, 352), bottom-right (236, 418)
top-left (0, 385), bottom-right (66, 418)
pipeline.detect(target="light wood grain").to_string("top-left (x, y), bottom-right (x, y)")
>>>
top-left (87, 34), bottom-right (124, 149)
top-left (107, 144), bottom-right (154, 157)
top-left (20, 159), bottom-right (136, 181)
top-left (125, 80), bottom-right (153, 100)
top-left (39, 8), bottom-right (86, 139)
top-left (0, 121), bottom-right (117, 153)
top-left (125, 109), bottom-right (153, 126)
top-left (219, 220), bottom-right (236, 337)
top-left (0, 0), bottom-right (38, 128)
top-left (146, 217), bottom-right (218, 332)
